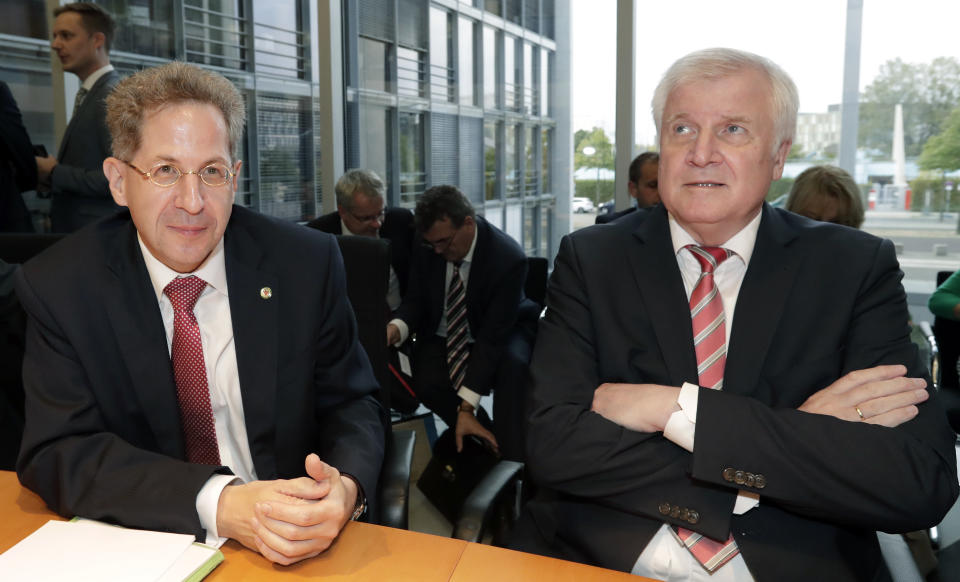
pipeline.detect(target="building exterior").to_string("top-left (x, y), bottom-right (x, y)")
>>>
top-left (795, 104), bottom-right (841, 160)
top-left (0, 0), bottom-right (569, 257)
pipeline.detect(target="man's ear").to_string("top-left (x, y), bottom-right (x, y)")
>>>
top-left (102, 157), bottom-right (128, 207)
top-left (771, 140), bottom-right (791, 181)
top-left (92, 31), bottom-right (106, 53)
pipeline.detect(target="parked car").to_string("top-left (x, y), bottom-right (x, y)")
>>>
top-left (572, 197), bottom-right (595, 213)
top-left (597, 201), bottom-right (615, 215)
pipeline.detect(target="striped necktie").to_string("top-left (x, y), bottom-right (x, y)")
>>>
top-left (445, 262), bottom-right (469, 390)
top-left (72, 87), bottom-right (88, 116)
top-left (673, 245), bottom-right (739, 572)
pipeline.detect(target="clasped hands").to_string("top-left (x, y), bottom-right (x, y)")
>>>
top-left (591, 364), bottom-right (928, 432)
top-left (216, 453), bottom-right (357, 565)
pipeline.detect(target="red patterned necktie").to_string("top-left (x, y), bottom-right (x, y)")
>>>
top-left (164, 276), bottom-right (220, 465)
top-left (674, 245), bottom-right (739, 572)
top-left (446, 262), bottom-right (469, 390)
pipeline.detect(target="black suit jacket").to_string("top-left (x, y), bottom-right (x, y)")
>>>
top-left (15, 206), bottom-right (385, 540)
top-left (49, 70), bottom-right (120, 233)
top-left (306, 207), bottom-right (414, 299)
top-left (395, 215), bottom-right (529, 396)
top-left (594, 206), bottom-right (636, 225)
top-left (0, 81), bottom-right (35, 232)
top-left (523, 204), bottom-right (958, 580)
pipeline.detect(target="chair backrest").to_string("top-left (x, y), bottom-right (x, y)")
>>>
top-left (524, 257), bottom-right (548, 307)
top-left (0, 234), bottom-right (65, 265)
top-left (934, 270), bottom-right (960, 391)
top-left (334, 235), bottom-right (392, 408)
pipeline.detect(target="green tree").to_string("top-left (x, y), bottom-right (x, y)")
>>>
top-left (919, 106), bottom-right (960, 172)
top-left (859, 57), bottom-right (960, 158)
top-left (573, 127), bottom-right (614, 170)
top-left (786, 143), bottom-right (805, 160)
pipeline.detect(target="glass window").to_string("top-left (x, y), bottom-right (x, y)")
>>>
top-left (483, 25), bottom-right (497, 109)
top-left (184, 0), bottom-right (247, 70)
top-left (99, 0), bottom-right (175, 59)
top-left (541, 128), bottom-right (552, 195)
top-left (540, 203), bottom-right (552, 256)
top-left (253, 0), bottom-right (304, 78)
top-left (359, 37), bottom-right (390, 93)
top-left (541, 48), bottom-right (551, 117)
top-left (429, 7), bottom-right (453, 102)
top-left (524, 125), bottom-right (538, 197)
top-left (506, 203), bottom-right (522, 242)
top-left (397, 47), bottom-right (426, 98)
top-left (399, 112), bottom-right (426, 206)
top-left (484, 0), bottom-right (501, 17)
top-left (505, 123), bottom-right (520, 198)
top-left (523, 203), bottom-right (537, 254)
top-left (256, 93), bottom-right (315, 220)
top-left (484, 120), bottom-right (499, 200)
top-left (503, 34), bottom-right (518, 112)
top-left (0, 1), bottom-right (47, 40)
top-left (523, 42), bottom-right (534, 115)
top-left (505, 0), bottom-right (522, 25)
top-left (359, 102), bottom-right (392, 194)
top-left (458, 17), bottom-right (477, 107)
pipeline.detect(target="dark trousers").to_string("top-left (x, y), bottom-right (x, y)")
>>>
top-left (411, 331), bottom-right (531, 462)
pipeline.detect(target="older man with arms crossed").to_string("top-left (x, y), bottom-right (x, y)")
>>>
top-left (16, 62), bottom-right (384, 565)
top-left (518, 48), bottom-right (958, 580)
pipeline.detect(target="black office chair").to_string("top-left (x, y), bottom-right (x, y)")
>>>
top-left (335, 235), bottom-right (416, 530)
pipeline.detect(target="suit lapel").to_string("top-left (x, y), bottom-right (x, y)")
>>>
top-left (103, 221), bottom-right (185, 458)
top-left (628, 207), bottom-right (700, 385)
top-left (724, 205), bottom-right (802, 397)
top-left (224, 213), bottom-right (280, 479)
top-left (58, 72), bottom-right (110, 159)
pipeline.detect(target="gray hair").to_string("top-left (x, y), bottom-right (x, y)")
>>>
top-left (106, 62), bottom-right (245, 161)
top-left (335, 169), bottom-right (386, 210)
top-left (651, 48), bottom-right (799, 154)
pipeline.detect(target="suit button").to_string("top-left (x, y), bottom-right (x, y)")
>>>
top-left (745, 472), bottom-right (756, 487)
top-left (680, 508), bottom-right (690, 521)
top-left (688, 510), bottom-right (700, 524)
top-left (722, 467), bottom-right (736, 482)
top-left (754, 474), bottom-right (767, 489)
top-left (659, 503), bottom-right (671, 516)
top-left (734, 470), bottom-right (746, 485)
top-left (670, 506), bottom-right (681, 518)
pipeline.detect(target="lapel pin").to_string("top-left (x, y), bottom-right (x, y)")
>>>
top-left (260, 287), bottom-right (272, 300)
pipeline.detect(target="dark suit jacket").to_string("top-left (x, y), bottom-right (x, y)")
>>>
top-left (49, 70), bottom-right (120, 233)
top-left (15, 206), bottom-right (385, 540)
top-left (523, 204), bottom-right (958, 581)
top-left (0, 81), bottom-right (35, 232)
top-left (306, 207), bottom-right (415, 299)
top-left (395, 215), bottom-right (529, 396)
top-left (594, 206), bottom-right (636, 225)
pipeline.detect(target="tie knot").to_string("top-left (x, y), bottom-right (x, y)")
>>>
top-left (164, 276), bottom-right (207, 312)
top-left (686, 245), bottom-right (730, 275)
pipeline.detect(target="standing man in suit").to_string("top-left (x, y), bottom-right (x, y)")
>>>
top-left (16, 62), bottom-right (384, 566)
top-left (36, 2), bottom-right (120, 232)
top-left (0, 81), bottom-right (36, 232)
top-left (518, 48), bottom-right (957, 580)
top-left (306, 168), bottom-right (414, 311)
top-left (595, 152), bottom-right (659, 224)
top-left (387, 186), bottom-right (533, 461)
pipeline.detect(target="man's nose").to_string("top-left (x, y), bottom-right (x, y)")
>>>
top-left (174, 175), bottom-right (205, 213)
top-left (688, 133), bottom-right (720, 166)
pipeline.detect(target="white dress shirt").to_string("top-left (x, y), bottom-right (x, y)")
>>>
top-left (79, 64), bottom-right (114, 93)
top-left (139, 236), bottom-right (255, 546)
top-left (632, 210), bottom-right (763, 581)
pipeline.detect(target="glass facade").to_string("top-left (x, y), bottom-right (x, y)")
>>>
top-left (0, 0), bottom-right (565, 258)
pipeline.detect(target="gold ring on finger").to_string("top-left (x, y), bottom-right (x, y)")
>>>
top-left (855, 406), bottom-right (865, 421)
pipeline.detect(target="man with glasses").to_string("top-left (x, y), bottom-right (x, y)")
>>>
top-left (387, 185), bottom-right (536, 461)
top-left (307, 169), bottom-right (414, 312)
top-left (15, 62), bottom-right (384, 566)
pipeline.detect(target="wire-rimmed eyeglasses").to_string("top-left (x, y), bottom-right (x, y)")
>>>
top-left (123, 160), bottom-right (236, 188)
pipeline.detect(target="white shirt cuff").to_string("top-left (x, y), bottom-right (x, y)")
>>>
top-left (662, 382), bottom-right (700, 452)
top-left (389, 318), bottom-right (409, 345)
top-left (457, 386), bottom-right (482, 409)
top-left (733, 491), bottom-right (760, 514)
top-left (196, 474), bottom-right (242, 547)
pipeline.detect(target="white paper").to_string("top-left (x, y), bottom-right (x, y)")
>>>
top-left (398, 351), bottom-right (412, 376)
top-left (0, 519), bottom-right (195, 582)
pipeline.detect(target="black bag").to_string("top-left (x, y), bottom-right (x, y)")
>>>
top-left (416, 428), bottom-right (500, 524)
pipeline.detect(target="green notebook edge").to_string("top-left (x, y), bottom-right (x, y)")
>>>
top-left (182, 544), bottom-right (224, 582)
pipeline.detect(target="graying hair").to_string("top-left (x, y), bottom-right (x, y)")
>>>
top-left (651, 48), bottom-right (799, 154)
top-left (335, 169), bottom-right (386, 209)
top-left (106, 62), bottom-right (245, 161)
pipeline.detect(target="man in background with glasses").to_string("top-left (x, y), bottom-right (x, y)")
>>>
top-left (307, 169), bottom-right (414, 313)
top-left (15, 62), bottom-right (384, 566)
top-left (387, 185), bottom-right (537, 461)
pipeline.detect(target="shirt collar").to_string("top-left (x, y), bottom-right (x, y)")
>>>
top-left (138, 234), bottom-right (229, 303)
top-left (82, 64), bottom-right (114, 91)
top-left (669, 208), bottom-right (762, 267)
